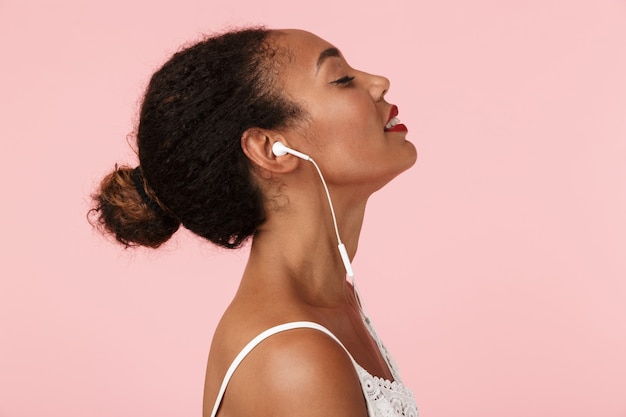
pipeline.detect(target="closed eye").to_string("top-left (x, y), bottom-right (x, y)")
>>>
top-left (330, 75), bottom-right (355, 86)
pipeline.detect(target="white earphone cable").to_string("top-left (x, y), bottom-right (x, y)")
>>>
top-left (308, 158), bottom-right (342, 246)
top-left (271, 142), bottom-right (393, 375)
top-left (307, 158), bottom-right (354, 278)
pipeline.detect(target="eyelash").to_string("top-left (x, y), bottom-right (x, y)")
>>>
top-left (331, 75), bottom-right (355, 86)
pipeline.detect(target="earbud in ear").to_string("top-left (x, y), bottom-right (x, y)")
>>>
top-left (272, 142), bottom-right (311, 161)
top-left (271, 142), bottom-right (289, 156)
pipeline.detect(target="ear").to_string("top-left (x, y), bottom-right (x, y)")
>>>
top-left (241, 128), bottom-right (299, 173)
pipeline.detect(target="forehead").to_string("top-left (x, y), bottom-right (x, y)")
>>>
top-left (271, 29), bottom-right (337, 68)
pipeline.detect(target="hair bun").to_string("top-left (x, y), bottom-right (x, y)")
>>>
top-left (89, 165), bottom-right (180, 248)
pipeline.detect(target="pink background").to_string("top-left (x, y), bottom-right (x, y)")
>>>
top-left (1, 0), bottom-right (625, 416)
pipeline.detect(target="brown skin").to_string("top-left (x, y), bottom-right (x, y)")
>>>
top-left (202, 29), bottom-right (417, 417)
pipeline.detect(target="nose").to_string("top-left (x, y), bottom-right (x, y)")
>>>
top-left (367, 73), bottom-right (390, 102)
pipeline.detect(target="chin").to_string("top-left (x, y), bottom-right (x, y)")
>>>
top-left (398, 141), bottom-right (419, 171)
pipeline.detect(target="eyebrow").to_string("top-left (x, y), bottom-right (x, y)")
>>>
top-left (316, 47), bottom-right (341, 73)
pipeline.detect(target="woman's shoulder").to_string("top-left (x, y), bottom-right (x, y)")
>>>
top-left (204, 316), bottom-right (368, 417)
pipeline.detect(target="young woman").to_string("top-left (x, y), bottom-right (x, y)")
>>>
top-left (92, 27), bottom-right (418, 417)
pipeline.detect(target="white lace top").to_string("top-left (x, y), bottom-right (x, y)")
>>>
top-left (208, 321), bottom-right (418, 417)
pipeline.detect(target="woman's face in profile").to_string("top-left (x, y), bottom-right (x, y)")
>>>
top-left (272, 29), bottom-right (417, 193)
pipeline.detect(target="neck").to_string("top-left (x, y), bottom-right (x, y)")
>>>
top-left (242, 179), bottom-right (368, 306)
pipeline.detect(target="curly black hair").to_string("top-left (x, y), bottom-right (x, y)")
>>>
top-left (90, 28), bottom-right (303, 249)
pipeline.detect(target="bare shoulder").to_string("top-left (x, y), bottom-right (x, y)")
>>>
top-left (218, 326), bottom-right (369, 417)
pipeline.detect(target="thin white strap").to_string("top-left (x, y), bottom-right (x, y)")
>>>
top-left (209, 321), bottom-right (356, 417)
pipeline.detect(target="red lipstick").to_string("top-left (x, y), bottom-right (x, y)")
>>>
top-left (384, 105), bottom-right (408, 133)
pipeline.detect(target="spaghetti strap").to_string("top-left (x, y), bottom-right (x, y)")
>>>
top-left (208, 321), bottom-right (356, 417)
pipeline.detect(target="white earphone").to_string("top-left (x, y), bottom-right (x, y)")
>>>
top-left (271, 143), bottom-right (387, 358)
top-left (271, 141), bottom-right (354, 278)
top-left (271, 141), bottom-right (311, 161)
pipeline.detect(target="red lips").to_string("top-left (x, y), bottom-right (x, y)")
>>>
top-left (387, 105), bottom-right (399, 123)
top-left (384, 105), bottom-right (408, 133)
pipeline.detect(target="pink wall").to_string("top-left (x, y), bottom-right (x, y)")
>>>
top-left (1, 0), bottom-right (625, 416)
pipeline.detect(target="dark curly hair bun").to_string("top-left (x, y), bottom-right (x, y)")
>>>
top-left (90, 165), bottom-right (181, 248)
top-left (90, 27), bottom-right (303, 249)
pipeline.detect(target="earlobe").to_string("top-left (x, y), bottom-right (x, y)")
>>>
top-left (240, 128), bottom-right (298, 173)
